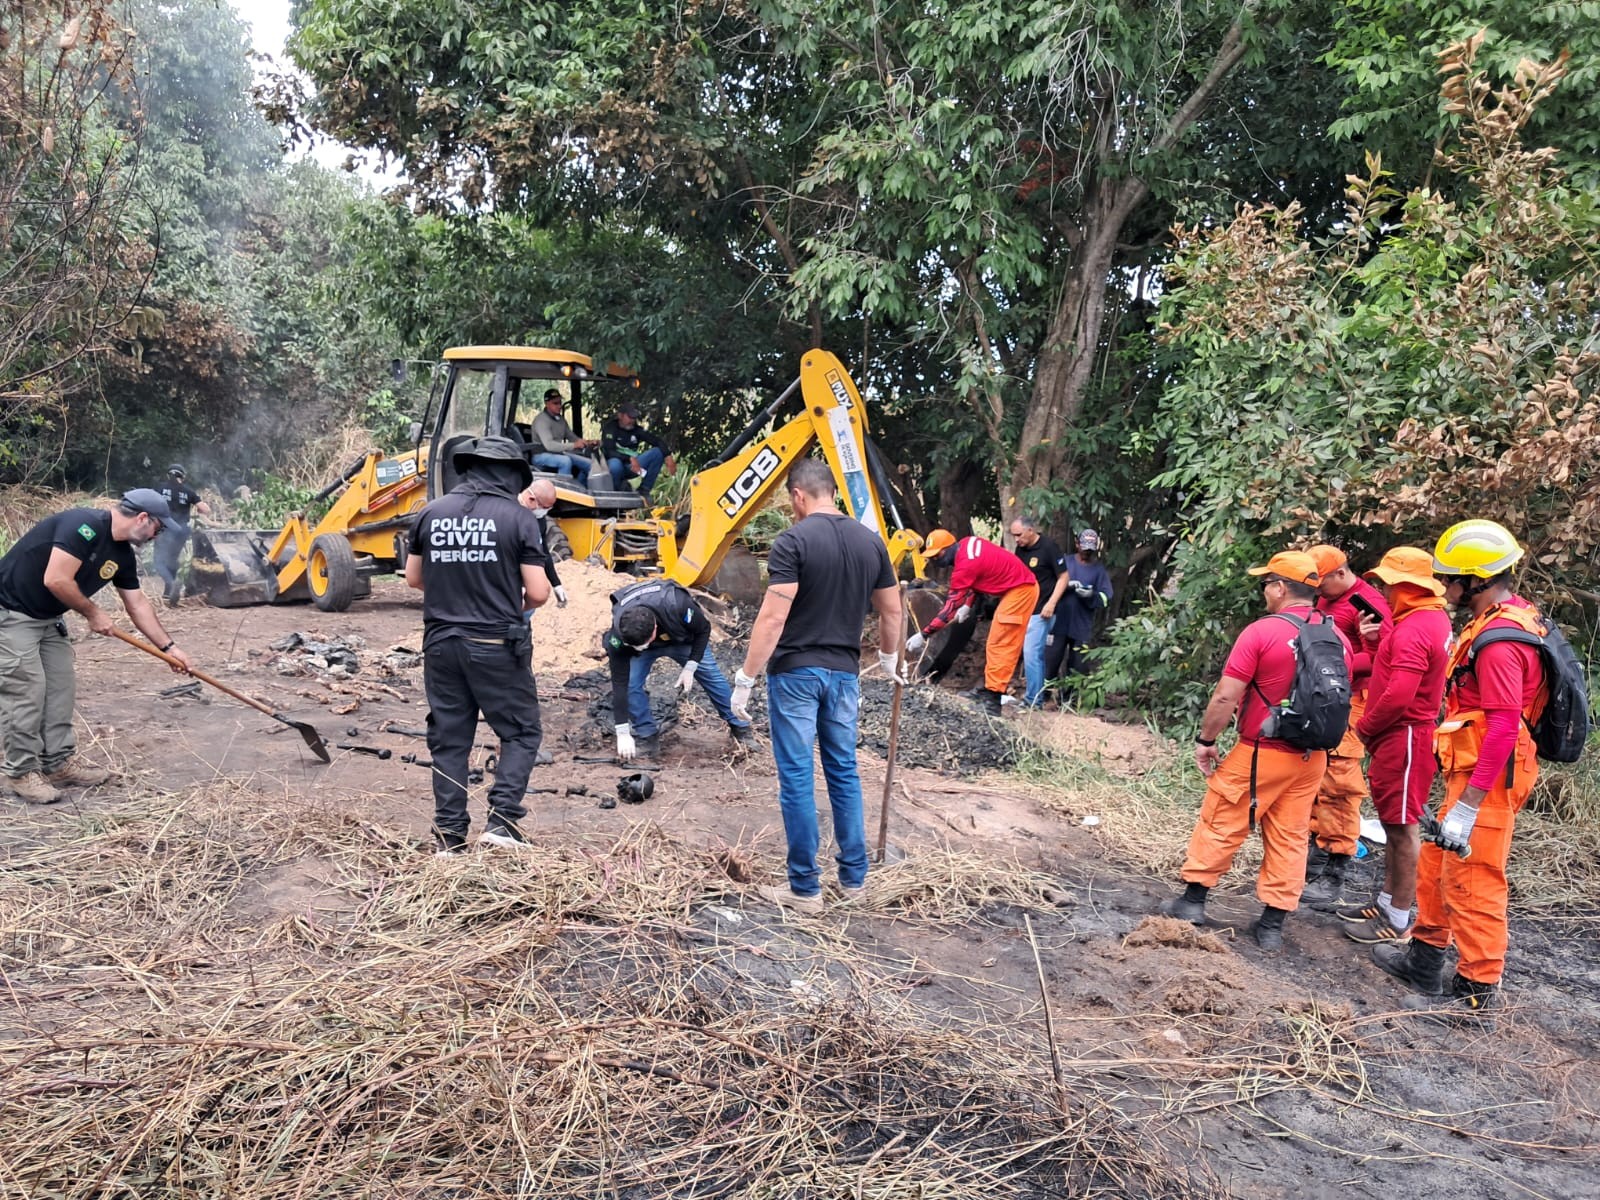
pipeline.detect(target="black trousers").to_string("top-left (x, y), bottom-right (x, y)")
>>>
top-left (1042, 633), bottom-right (1091, 698)
top-left (424, 637), bottom-right (543, 836)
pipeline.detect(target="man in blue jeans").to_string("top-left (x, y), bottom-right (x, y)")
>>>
top-left (604, 577), bottom-right (755, 761)
top-left (601, 403), bottom-right (674, 497)
top-left (1008, 514), bottom-right (1071, 707)
top-left (731, 459), bottom-right (903, 914)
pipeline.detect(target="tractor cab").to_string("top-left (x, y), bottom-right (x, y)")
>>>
top-left (420, 346), bottom-right (647, 511)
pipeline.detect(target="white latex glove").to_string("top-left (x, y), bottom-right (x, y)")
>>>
top-left (877, 650), bottom-right (905, 683)
top-left (554, 585), bottom-right (569, 608)
top-left (676, 659), bottom-right (699, 695)
top-left (955, 605), bottom-right (972, 623)
top-left (904, 632), bottom-right (926, 655)
top-left (731, 669), bottom-right (757, 723)
top-left (1070, 580), bottom-right (1093, 598)
top-left (615, 723), bottom-right (636, 762)
top-left (1438, 801), bottom-right (1479, 854)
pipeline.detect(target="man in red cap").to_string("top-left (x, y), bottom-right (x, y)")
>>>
top-left (1339, 546), bottom-right (1451, 944)
top-left (1301, 544), bottom-right (1393, 907)
top-left (1162, 550), bottom-right (1351, 950)
top-left (905, 529), bottom-right (1037, 714)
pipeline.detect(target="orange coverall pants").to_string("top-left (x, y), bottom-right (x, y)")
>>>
top-left (1310, 692), bottom-right (1368, 857)
top-left (1413, 722), bottom-right (1537, 985)
top-left (984, 582), bottom-right (1038, 693)
top-left (1180, 742), bottom-right (1327, 911)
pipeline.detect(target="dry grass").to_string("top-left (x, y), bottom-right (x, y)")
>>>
top-left (0, 789), bottom-right (1222, 1200)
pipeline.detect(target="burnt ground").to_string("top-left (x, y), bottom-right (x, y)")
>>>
top-left (5, 576), bottom-right (1599, 1197)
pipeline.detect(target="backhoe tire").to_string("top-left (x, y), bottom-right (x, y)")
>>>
top-left (308, 534), bottom-right (359, 612)
top-left (544, 523), bottom-right (572, 563)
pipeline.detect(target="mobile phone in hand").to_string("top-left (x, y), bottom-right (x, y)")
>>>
top-left (1349, 593), bottom-right (1380, 620)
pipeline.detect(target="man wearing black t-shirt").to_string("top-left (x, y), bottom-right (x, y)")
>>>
top-left (732, 459), bottom-right (902, 914)
top-left (406, 436), bottom-right (550, 854)
top-left (0, 490), bottom-right (193, 804)
top-left (152, 465), bottom-right (211, 606)
top-left (1008, 515), bottom-right (1071, 706)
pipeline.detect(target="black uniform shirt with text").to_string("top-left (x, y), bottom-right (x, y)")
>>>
top-left (155, 481), bottom-right (202, 523)
top-left (604, 579), bottom-right (712, 716)
top-left (407, 492), bottom-right (547, 646)
top-left (600, 418), bottom-right (664, 463)
top-left (0, 508), bottom-right (138, 619)
top-left (1020, 534), bottom-right (1068, 614)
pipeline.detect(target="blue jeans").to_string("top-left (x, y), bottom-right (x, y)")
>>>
top-left (534, 451), bottom-right (592, 478)
top-left (1022, 613), bottom-right (1050, 705)
top-left (608, 446), bottom-right (664, 493)
top-left (767, 668), bottom-right (869, 896)
top-left (628, 645), bottom-right (751, 738)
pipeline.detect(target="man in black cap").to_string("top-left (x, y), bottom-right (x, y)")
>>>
top-left (152, 464), bottom-right (211, 606)
top-left (405, 436), bottom-right (551, 853)
top-left (601, 402), bottom-right (674, 498)
top-left (0, 490), bottom-right (194, 804)
top-left (530, 388), bottom-right (597, 480)
top-left (605, 577), bottom-right (755, 763)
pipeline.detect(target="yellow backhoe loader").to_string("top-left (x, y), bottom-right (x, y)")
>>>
top-left (422, 345), bottom-right (926, 584)
top-left (192, 344), bottom-right (922, 610)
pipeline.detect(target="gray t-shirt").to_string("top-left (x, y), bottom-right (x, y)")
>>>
top-left (767, 512), bottom-right (895, 675)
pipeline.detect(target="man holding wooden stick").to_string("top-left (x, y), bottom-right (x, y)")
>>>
top-left (731, 459), bottom-right (902, 914)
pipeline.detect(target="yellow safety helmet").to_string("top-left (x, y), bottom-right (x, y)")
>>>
top-left (1432, 519), bottom-right (1524, 578)
top-left (923, 528), bottom-right (957, 556)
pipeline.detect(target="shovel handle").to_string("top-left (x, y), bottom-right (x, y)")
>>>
top-left (109, 628), bottom-right (276, 719)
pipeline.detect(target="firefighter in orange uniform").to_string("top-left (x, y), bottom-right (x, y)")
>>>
top-left (1373, 520), bottom-right (1546, 1017)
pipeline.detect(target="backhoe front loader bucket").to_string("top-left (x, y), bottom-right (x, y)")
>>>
top-left (188, 529), bottom-right (282, 607)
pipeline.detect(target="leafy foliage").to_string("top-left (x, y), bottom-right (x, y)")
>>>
top-left (1109, 38), bottom-right (1598, 725)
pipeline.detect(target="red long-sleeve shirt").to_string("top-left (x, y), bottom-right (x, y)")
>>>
top-left (1317, 576), bottom-right (1392, 693)
top-left (925, 536), bottom-right (1036, 633)
top-left (1357, 588), bottom-right (1451, 742)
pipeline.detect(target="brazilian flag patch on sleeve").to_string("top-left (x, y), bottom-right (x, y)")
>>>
top-left (77, 524), bottom-right (96, 541)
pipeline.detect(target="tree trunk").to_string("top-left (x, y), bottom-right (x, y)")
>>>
top-left (935, 459), bottom-right (985, 537)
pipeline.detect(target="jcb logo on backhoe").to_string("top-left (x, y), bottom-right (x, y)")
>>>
top-left (719, 447), bottom-right (782, 517)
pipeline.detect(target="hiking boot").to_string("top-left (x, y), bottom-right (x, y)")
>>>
top-left (6, 772), bottom-right (63, 805)
top-left (1248, 906), bottom-right (1288, 952)
top-left (479, 822), bottom-right (532, 849)
top-left (1402, 973), bottom-right (1502, 1021)
top-left (1344, 913), bottom-right (1411, 945)
top-left (1300, 853), bottom-right (1351, 910)
top-left (729, 724), bottom-right (757, 751)
top-left (1160, 894), bottom-right (1207, 925)
top-left (755, 882), bottom-right (824, 915)
top-left (634, 734), bottom-right (660, 762)
top-left (1305, 842), bottom-right (1330, 883)
top-left (45, 758), bottom-right (112, 788)
top-left (980, 689), bottom-right (1002, 716)
top-left (1372, 938), bottom-right (1447, 995)
top-left (434, 830), bottom-right (469, 857)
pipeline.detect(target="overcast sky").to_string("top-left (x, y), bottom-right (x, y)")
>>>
top-left (230, 0), bottom-right (396, 184)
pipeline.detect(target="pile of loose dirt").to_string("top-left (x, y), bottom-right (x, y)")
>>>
top-left (527, 557), bottom-right (638, 678)
top-left (1011, 709), bottom-right (1174, 777)
top-left (857, 677), bottom-right (1017, 775)
top-left (1123, 915), bottom-right (1230, 954)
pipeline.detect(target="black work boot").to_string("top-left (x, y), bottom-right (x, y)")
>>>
top-left (1304, 841), bottom-right (1330, 883)
top-left (1248, 905), bottom-right (1288, 952)
top-left (1160, 883), bottom-right (1208, 925)
top-left (1301, 853), bottom-right (1352, 910)
top-left (1403, 973), bottom-right (1503, 1022)
top-left (981, 689), bottom-right (1003, 716)
top-left (634, 734), bottom-right (660, 762)
top-left (1372, 938), bottom-right (1447, 995)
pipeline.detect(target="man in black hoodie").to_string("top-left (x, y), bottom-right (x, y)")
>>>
top-left (405, 437), bottom-right (551, 854)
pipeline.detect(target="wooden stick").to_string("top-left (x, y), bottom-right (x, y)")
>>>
top-left (1025, 912), bottom-right (1069, 1117)
top-left (876, 583), bottom-right (908, 863)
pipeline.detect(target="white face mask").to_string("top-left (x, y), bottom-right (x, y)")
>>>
top-left (530, 506), bottom-right (549, 519)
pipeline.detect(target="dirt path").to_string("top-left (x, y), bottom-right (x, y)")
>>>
top-left (8, 575), bottom-right (1598, 1198)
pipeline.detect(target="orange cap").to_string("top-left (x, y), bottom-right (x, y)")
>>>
top-left (1365, 546), bottom-right (1445, 596)
top-left (1308, 544), bottom-right (1348, 578)
top-left (923, 528), bottom-right (957, 556)
top-left (1247, 551), bottom-right (1321, 586)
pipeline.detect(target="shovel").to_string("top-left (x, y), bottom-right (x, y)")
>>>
top-left (112, 629), bottom-right (331, 763)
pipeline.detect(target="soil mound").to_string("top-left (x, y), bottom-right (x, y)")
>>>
top-left (1123, 915), bottom-right (1230, 954)
top-left (857, 677), bottom-right (1017, 775)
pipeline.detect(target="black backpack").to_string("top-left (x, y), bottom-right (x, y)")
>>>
top-left (1458, 618), bottom-right (1590, 763)
top-left (1254, 612), bottom-right (1351, 751)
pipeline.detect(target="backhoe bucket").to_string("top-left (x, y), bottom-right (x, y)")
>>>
top-left (188, 529), bottom-right (282, 607)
